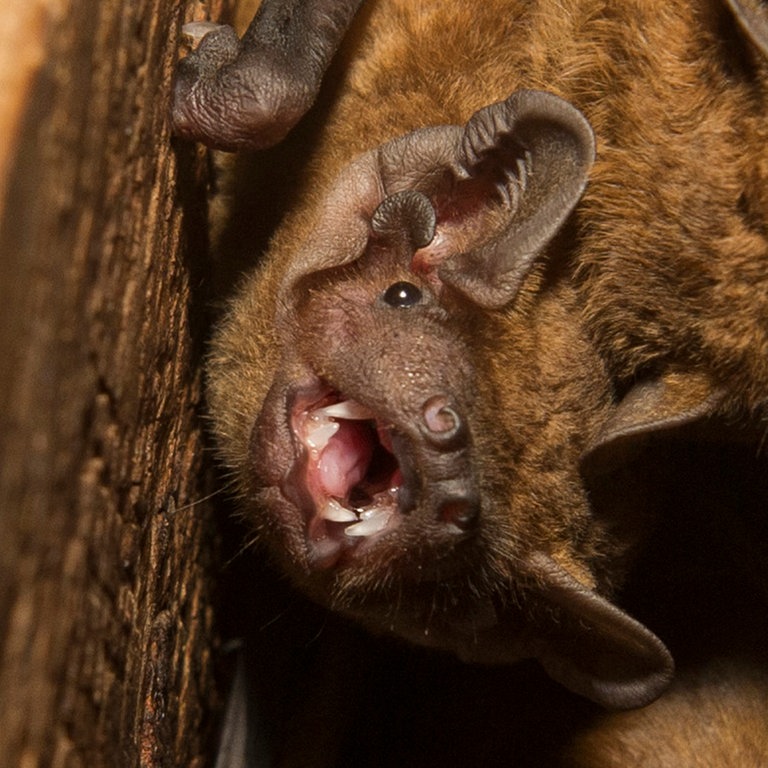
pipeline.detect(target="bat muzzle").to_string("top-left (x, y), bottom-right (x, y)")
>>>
top-left (396, 395), bottom-right (480, 531)
top-left (278, 381), bottom-right (480, 569)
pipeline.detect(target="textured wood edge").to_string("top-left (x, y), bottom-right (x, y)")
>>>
top-left (0, 0), bottom-right (230, 765)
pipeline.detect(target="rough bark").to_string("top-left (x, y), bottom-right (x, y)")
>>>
top-left (0, 1), bottom-right (228, 765)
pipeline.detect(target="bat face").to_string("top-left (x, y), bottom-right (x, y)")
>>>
top-left (207, 91), bottom-right (683, 709)
top-left (242, 93), bottom-right (596, 579)
top-left (262, 270), bottom-right (482, 574)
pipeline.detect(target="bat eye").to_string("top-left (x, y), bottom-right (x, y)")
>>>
top-left (383, 281), bottom-right (422, 308)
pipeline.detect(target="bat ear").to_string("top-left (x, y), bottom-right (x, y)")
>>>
top-left (281, 90), bottom-right (593, 301)
top-left (580, 371), bottom-right (726, 481)
top-left (525, 552), bottom-right (674, 709)
top-left (432, 90), bottom-right (595, 308)
top-left (725, 0), bottom-right (768, 58)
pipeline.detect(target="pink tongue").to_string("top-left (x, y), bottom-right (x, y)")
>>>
top-left (317, 420), bottom-right (373, 498)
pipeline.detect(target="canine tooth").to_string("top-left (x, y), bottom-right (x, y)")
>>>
top-left (358, 490), bottom-right (397, 519)
top-left (345, 510), bottom-right (391, 537)
top-left (304, 418), bottom-right (339, 451)
top-left (317, 400), bottom-right (374, 420)
top-left (359, 502), bottom-right (385, 520)
top-left (321, 498), bottom-right (358, 523)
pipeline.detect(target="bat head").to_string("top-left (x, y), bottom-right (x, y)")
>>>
top-left (213, 90), bottom-right (686, 709)
top-left (258, 88), bottom-right (595, 549)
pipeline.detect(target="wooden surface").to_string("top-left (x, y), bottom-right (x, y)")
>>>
top-left (0, 0), bottom-right (229, 765)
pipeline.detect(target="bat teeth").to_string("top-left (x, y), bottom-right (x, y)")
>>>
top-left (295, 392), bottom-right (401, 542)
top-left (320, 498), bottom-right (358, 523)
top-left (344, 508), bottom-right (392, 537)
top-left (303, 400), bottom-right (373, 452)
top-left (303, 417), bottom-right (340, 452)
top-left (315, 400), bottom-right (375, 420)
top-left (344, 489), bottom-right (399, 537)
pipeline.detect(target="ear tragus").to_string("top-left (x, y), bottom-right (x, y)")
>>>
top-left (371, 190), bottom-right (437, 250)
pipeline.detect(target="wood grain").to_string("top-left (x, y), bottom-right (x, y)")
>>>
top-left (0, 0), bottom-right (229, 765)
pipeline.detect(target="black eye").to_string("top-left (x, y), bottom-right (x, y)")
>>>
top-left (383, 281), bottom-right (422, 307)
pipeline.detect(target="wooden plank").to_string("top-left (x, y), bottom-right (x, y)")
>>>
top-left (0, 1), bottom-right (228, 765)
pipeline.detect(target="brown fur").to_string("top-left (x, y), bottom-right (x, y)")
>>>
top-left (201, 0), bottom-right (768, 763)
top-left (566, 659), bottom-right (768, 767)
top-left (336, 1), bottom-right (767, 411)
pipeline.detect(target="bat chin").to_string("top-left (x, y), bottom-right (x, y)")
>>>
top-left (282, 383), bottom-right (406, 569)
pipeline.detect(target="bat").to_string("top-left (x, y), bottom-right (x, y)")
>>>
top-left (171, 0), bottom-right (768, 762)
top-left (205, 86), bottom-right (674, 709)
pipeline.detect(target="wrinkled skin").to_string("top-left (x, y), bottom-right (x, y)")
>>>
top-left (171, 0), bottom-right (365, 150)
top-left (178, 0), bottom-right (768, 760)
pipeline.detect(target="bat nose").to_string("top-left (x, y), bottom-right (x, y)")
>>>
top-left (438, 491), bottom-right (480, 531)
top-left (420, 395), bottom-right (468, 450)
top-left (418, 398), bottom-right (479, 530)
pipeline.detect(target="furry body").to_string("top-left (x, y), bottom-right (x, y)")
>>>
top-left (197, 0), bottom-right (768, 763)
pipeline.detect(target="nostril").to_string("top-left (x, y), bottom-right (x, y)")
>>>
top-left (439, 497), bottom-right (479, 531)
top-left (421, 395), bottom-right (467, 449)
top-left (423, 396), bottom-right (458, 432)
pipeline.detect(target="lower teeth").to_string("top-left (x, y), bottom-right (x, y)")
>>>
top-left (322, 498), bottom-right (358, 522)
top-left (316, 490), bottom-right (397, 537)
top-left (345, 509), bottom-right (391, 537)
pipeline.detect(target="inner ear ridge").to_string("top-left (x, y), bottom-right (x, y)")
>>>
top-left (459, 90), bottom-right (596, 185)
top-left (439, 90), bottom-right (596, 308)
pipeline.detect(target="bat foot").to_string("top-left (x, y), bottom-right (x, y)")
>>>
top-left (170, 0), bottom-right (366, 151)
top-left (170, 25), bottom-right (269, 152)
top-left (170, 23), bottom-right (311, 152)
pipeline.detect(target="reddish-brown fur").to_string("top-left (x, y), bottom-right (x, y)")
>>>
top-left (566, 660), bottom-right (768, 766)
top-left (200, 0), bottom-right (768, 763)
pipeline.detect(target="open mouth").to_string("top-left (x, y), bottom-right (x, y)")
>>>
top-left (288, 388), bottom-right (405, 563)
